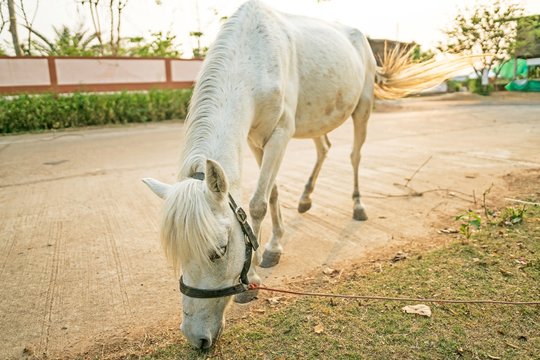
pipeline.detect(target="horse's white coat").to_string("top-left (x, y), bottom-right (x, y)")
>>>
top-left (143, 0), bottom-right (469, 349)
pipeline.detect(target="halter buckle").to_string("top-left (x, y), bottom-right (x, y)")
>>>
top-left (234, 206), bottom-right (248, 224)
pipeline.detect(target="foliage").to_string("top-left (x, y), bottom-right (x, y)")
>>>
top-left (411, 44), bottom-right (435, 63)
top-left (439, 0), bottom-right (524, 94)
top-left (468, 78), bottom-right (494, 96)
top-left (515, 15), bottom-right (540, 59)
top-left (455, 210), bottom-right (482, 239)
top-left (24, 25), bottom-right (99, 56)
top-left (0, 89), bottom-right (192, 133)
top-left (529, 66), bottom-right (540, 79)
top-left (189, 31), bottom-right (208, 59)
top-left (497, 206), bottom-right (527, 226)
top-left (78, 0), bottom-right (129, 56)
top-left (446, 79), bottom-right (465, 92)
top-left (127, 32), bottom-right (181, 58)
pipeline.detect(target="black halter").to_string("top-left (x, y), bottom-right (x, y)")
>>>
top-left (179, 172), bottom-right (259, 298)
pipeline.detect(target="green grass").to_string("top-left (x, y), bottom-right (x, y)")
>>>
top-left (136, 204), bottom-right (540, 360)
top-left (0, 89), bottom-right (192, 133)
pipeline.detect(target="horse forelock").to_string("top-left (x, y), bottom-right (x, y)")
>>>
top-left (160, 179), bottom-right (223, 273)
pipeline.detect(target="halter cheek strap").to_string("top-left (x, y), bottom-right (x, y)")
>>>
top-left (179, 172), bottom-right (259, 299)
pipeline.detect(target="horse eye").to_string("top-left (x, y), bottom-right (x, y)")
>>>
top-left (210, 245), bottom-right (227, 261)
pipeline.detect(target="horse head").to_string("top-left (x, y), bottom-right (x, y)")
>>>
top-left (143, 159), bottom-right (252, 349)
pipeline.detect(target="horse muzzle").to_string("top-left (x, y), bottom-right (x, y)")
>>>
top-left (181, 319), bottom-right (224, 350)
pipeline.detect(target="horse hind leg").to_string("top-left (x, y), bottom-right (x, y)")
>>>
top-left (298, 135), bottom-right (331, 213)
top-left (350, 96), bottom-right (372, 221)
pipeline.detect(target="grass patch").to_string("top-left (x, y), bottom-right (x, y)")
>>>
top-left (0, 89), bottom-right (192, 134)
top-left (116, 204), bottom-right (540, 359)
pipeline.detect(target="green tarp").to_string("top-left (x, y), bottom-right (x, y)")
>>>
top-left (496, 59), bottom-right (528, 79)
top-left (505, 79), bottom-right (540, 92)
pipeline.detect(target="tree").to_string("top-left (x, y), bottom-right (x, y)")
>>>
top-left (439, 0), bottom-right (523, 94)
top-left (190, 31), bottom-right (207, 59)
top-left (127, 31), bottom-right (181, 58)
top-left (25, 25), bottom-right (99, 56)
top-left (7, 0), bottom-right (22, 55)
top-left (411, 44), bottom-right (435, 63)
top-left (78, 0), bottom-right (128, 55)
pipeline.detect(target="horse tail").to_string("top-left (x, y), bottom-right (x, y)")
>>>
top-left (373, 46), bottom-right (473, 100)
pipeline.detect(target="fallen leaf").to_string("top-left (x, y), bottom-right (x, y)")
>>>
top-left (253, 308), bottom-right (266, 314)
top-left (313, 324), bottom-right (324, 334)
top-left (323, 267), bottom-right (340, 277)
top-left (402, 304), bottom-right (431, 317)
top-left (438, 227), bottom-right (458, 234)
top-left (392, 252), bottom-right (408, 262)
top-left (266, 297), bottom-right (281, 306)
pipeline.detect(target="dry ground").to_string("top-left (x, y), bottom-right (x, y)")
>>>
top-left (0, 93), bottom-right (539, 359)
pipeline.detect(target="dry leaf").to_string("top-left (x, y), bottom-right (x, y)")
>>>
top-left (438, 227), bottom-right (458, 234)
top-left (323, 267), bottom-right (340, 276)
top-left (266, 297), bottom-right (281, 306)
top-left (253, 308), bottom-right (266, 314)
top-left (392, 252), bottom-right (408, 262)
top-left (313, 324), bottom-right (324, 334)
top-left (402, 304), bottom-right (432, 317)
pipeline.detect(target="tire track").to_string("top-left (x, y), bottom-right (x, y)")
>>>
top-left (39, 220), bottom-right (62, 357)
top-left (102, 212), bottom-right (132, 317)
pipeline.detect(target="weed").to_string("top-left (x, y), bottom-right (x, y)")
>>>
top-left (497, 206), bottom-right (527, 227)
top-left (455, 210), bottom-right (482, 239)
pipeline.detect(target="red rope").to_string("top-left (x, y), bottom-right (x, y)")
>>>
top-left (249, 284), bottom-right (540, 306)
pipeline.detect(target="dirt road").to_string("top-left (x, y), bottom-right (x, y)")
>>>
top-left (1, 94), bottom-right (539, 358)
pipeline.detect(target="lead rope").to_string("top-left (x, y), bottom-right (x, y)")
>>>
top-left (247, 284), bottom-right (540, 306)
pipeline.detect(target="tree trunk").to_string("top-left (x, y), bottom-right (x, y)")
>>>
top-left (7, 0), bottom-right (22, 56)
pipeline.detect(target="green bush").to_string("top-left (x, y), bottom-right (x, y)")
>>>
top-left (467, 78), bottom-right (494, 96)
top-left (0, 89), bottom-right (192, 134)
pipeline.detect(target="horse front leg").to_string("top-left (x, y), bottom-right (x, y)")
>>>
top-left (250, 124), bottom-right (293, 268)
top-left (298, 135), bottom-right (331, 213)
top-left (246, 142), bottom-right (285, 268)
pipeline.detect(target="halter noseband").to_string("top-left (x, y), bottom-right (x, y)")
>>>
top-left (179, 172), bottom-right (259, 298)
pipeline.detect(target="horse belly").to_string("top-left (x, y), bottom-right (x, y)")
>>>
top-left (292, 27), bottom-right (365, 139)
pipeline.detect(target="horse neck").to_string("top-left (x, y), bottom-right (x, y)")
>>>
top-left (179, 83), bottom-right (253, 195)
top-left (178, 2), bottom-right (268, 194)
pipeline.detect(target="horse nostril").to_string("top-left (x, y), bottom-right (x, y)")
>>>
top-left (199, 337), bottom-right (212, 349)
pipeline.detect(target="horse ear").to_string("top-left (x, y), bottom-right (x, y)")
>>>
top-left (142, 178), bottom-right (172, 199)
top-left (205, 159), bottom-right (229, 197)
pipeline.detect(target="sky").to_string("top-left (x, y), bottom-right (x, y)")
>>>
top-left (3, 0), bottom-right (540, 57)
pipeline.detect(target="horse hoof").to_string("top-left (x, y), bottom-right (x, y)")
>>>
top-left (259, 250), bottom-right (281, 268)
top-left (353, 208), bottom-right (368, 221)
top-left (234, 289), bottom-right (259, 303)
top-left (298, 201), bottom-right (312, 213)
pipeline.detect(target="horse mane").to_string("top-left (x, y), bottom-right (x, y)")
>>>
top-left (178, 1), bottom-right (260, 178)
top-left (165, 3), bottom-right (265, 273)
top-left (160, 179), bottom-right (222, 273)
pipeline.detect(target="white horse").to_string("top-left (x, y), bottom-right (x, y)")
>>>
top-left (143, 0), bottom-right (471, 349)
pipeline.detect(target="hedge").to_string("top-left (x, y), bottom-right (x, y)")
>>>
top-left (0, 89), bottom-right (192, 134)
